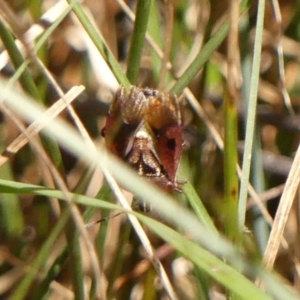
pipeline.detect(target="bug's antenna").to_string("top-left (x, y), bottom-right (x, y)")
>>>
top-left (85, 212), bottom-right (124, 228)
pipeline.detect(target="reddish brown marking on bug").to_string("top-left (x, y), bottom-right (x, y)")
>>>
top-left (102, 86), bottom-right (185, 211)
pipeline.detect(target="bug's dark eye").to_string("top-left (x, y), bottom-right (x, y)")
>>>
top-left (101, 127), bottom-right (106, 137)
top-left (167, 139), bottom-right (176, 150)
top-left (143, 88), bottom-right (158, 97)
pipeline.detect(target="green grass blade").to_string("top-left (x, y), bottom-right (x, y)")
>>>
top-left (67, 0), bottom-right (130, 88)
top-left (238, 0), bottom-right (266, 228)
top-left (170, 0), bottom-right (250, 95)
top-left (10, 4), bottom-right (73, 86)
top-left (179, 157), bottom-right (218, 233)
top-left (30, 247), bottom-right (69, 300)
top-left (10, 209), bottom-right (70, 300)
top-left (0, 15), bottom-right (66, 175)
top-left (126, 0), bottom-right (151, 84)
top-left (0, 19), bottom-right (39, 99)
top-left (0, 144), bottom-right (24, 236)
top-left (251, 132), bottom-right (269, 252)
top-left (147, 0), bottom-right (164, 83)
top-left (224, 90), bottom-right (239, 240)
top-left (139, 215), bottom-right (272, 300)
top-left (0, 177), bottom-right (298, 299)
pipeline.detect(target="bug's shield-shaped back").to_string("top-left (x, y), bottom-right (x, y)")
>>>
top-left (102, 86), bottom-right (184, 211)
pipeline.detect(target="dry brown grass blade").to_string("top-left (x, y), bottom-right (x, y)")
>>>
top-left (270, 0), bottom-right (295, 117)
top-left (0, 0), bottom-right (69, 70)
top-left (227, 0), bottom-right (242, 96)
top-left (183, 89), bottom-right (274, 226)
top-left (247, 184), bottom-right (285, 209)
top-left (0, 248), bottom-right (74, 299)
top-left (102, 169), bottom-right (179, 300)
top-left (114, 243), bottom-right (175, 290)
top-left (0, 0), bottom-right (95, 160)
top-left (157, 0), bottom-right (174, 90)
top-left (0, 85), bottom-right (85, 167)
top-left (262, 142), bottom-right (300, 269)
top-left (293, 196), bottom-right (300, 288)
top-left (0, 93), bottom-right (107, 299)
top-left (70, 6), bottom-right (119, 91)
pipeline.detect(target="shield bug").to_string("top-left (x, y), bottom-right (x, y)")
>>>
top-left (102, 86), bottom-right (184, 211)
